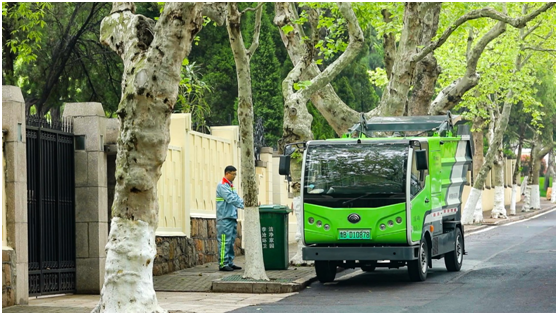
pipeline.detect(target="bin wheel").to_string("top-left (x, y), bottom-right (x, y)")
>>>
top-left (360, 260), bottom-right (377, 272)
top-left (444, 228), bottom-right (464, 271)
top-left (408, 237), bottom-right (429, 282)
top-left (315, 261), bottom-right (337, 283)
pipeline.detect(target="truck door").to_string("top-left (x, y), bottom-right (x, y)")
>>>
top-left (409, 146), bottom-right (429, 243)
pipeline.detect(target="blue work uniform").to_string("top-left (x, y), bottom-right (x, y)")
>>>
top-left (216, 178), bottom-right (244, 268)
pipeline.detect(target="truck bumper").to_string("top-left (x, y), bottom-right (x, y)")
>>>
top-left (303, 245), bottom-right (419, 261)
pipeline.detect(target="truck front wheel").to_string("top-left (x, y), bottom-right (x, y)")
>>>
top-left (315, 261), bottom-right (337, 283)
top-left (408, 238), bottom-right (428, 282)
top-left (444, 228), bottom-right (464, 271)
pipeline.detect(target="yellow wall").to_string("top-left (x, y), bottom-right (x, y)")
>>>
top-left (2, 133), bottom-right (7, 249)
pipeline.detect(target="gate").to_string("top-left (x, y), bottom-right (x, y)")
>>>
top-left (26, 114), bottom-right (76, 296)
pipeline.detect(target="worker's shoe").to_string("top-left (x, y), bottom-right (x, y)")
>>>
top-left (230, 265), bottom-right (242, 270)
top-left (219, 266), bottom-right (234, 271)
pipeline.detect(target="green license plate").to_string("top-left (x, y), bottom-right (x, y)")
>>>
top-left (338, 230), bottom-right (371, 240)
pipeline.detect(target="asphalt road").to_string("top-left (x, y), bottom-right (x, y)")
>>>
top-left (232, 209), bottom-right (556, 313)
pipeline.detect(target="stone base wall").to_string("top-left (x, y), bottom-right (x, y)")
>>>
top-left (153, 218), bottom-right (244, 276)
top-left (2, 250), bottom-right (15, 307)
top-left (153, 236), bottom-right (196, 276)
top-left (191, 218), bottom-right (244, 266)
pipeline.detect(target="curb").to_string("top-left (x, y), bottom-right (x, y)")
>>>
top-left (485, 206), bottom-right (555, 226)
top-left (211, 272), bottom-right (317, 294)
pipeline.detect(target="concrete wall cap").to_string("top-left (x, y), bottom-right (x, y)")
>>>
top-left (62, 102), bottom-right (105, 118)
top-left (105, 118), bottom-right (120, 144)
top-left (2, 86), bottom-right (24, 103)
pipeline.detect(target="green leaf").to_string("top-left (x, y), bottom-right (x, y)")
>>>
top-left (281, 24), bottom-right (294, 35)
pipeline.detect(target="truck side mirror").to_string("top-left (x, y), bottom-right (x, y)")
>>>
top-left (415, 150), bottom-right (428, 171)
top-left (279, 155), bottom-right (290, 175)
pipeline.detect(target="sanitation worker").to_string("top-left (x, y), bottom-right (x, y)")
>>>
top-left (216, 165), bottom-right (244, 271)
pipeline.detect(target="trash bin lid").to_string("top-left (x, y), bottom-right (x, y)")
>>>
top-left (259, 204), bottom-right (292, 213)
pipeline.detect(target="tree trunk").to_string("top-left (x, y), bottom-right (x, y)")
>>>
top-left (376, 3), bottom-right (422, 117)
top-left (96, 3), bottom-right (205, 312)
top-left (551, 151), bottom-right (556, 203)
top-left (407, 3), bottom-right (441, 116)
top-left (472, 117), bottom-right (484, 180)
top-left (510, 125), bottom-right (526, 215)
top-left (491, 149), bottom-right (507, 218)
top-left (525, 142), bottom-right (554, 210)
top-left (462, 91), bottom-right (514, 224)
top-left (226, 2), bottom-right (268, 281)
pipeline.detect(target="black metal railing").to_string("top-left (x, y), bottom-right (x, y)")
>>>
top-left (26, 113), bottom-right (75, 296)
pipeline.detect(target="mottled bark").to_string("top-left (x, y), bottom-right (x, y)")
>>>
top-left (376, 2), bottom-right (422, 117)
top-left (407, 3), bottom-right (441, 116)
top-left (551, 152), bottom-right (557, 203)
top-left (96, 2), bottom-right (205, 312)
top-left (491, 150), bottom-right (507, 218)
top-left (472, 117), bottom-right (484, 180)
top-left (226, 2), bottom-right (268, 281)
top-left (510, 125), bottom-right (526, 214)
top-left (381, 9), bottom-right (396, 80)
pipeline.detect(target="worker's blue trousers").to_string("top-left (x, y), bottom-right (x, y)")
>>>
top-left (216, 218), bottom-right (237, 268)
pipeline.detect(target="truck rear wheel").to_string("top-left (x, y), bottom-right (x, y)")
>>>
top-left (444, 228), bottom-right (463, 271)
top-left (360, 260), bottom-right (377, 272)
top-left (408, 238), bottom-right (428, 282)
top-left (315, 261), bottom-right (337, 283)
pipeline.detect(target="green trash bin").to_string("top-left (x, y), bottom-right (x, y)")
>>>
top-left (259, 205), bottom-right (292, 270)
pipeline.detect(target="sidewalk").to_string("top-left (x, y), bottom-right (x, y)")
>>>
top-left (3, 198), bottom-right (555, 313)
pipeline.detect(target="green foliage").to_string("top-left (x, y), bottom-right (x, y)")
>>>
top-left (174, 60), bottom-right (212, 133)
top-left (246, 4), bottom-right (284, 149)
top-left (2, 3), bottom-right (51, 66)
top-left (307, 102), bottom-right (336, 140)
top-left (190, 21), bottom-right (238, 126)
top-left (4, 3), bottom-right (123, 116)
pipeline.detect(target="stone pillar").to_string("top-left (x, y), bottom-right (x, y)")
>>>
top-left (2, 86), bottom-right (28, 305)
top-left (62, 103), bottom-right (107, 294)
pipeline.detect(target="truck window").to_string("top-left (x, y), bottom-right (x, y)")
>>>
top-left (304, 143), bottom-right (408, 196)
top-left (410, 148), bottom-right (425, 198)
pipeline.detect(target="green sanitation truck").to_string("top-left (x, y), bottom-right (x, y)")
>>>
top-left (279, 114), bottom-right (473, 282)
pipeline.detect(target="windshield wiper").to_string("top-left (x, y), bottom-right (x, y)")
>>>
top-left (342, 192), bottom-right (372, 205)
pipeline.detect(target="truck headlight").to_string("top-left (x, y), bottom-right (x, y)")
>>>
top-left (308, 217), bottom-right (315, 224)
top-left (379, 224), bottom-right (386, 230)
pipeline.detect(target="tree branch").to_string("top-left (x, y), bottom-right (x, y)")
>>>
top-left (523, 47), bottom-right (555, 52)
top-left (381, 9), bottom-right (396, 80)
top-left (203, 2), bottom-right (226, 25)
top-left (414, 2), bottom-right (555, 63)
top-left (299, 2), bottom-right (364, 99)
top-left (241, 2), bottom-right (263, 15)
top-left (247, 3), bottom-right (263, 59)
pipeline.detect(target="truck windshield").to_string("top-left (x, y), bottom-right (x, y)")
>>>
top-left (304, 143), bottom-right (408, 196)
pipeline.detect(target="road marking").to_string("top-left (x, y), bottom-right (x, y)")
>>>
top-left (465, 208), bottom-right (556, 235)
top-left (466, 226), bottom-right (496, 236)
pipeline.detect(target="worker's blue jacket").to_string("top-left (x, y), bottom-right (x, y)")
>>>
top-left (216, 178), bottom-right (244, 220)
